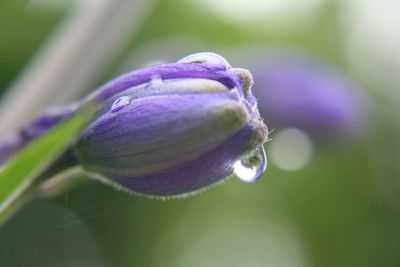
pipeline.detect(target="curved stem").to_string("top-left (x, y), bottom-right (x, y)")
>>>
top-left (38, 166), bottom-right (89, 199)
top-left (0, 0), bottom-right (156, 140)
top-left (0, 184), bottom-right (35, 227)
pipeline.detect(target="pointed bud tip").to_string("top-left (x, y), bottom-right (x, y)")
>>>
top-left (232, 68), bottom-right (254, 93)
top-left (249, 119), bottom-right (269, 147)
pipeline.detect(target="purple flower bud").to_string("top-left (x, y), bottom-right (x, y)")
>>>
top-left (75, 53), bottom-right (268, 197)
top-left (0, 53), bottom-right (268, 197)
top-left (250, 52), bottom-right (366, 140)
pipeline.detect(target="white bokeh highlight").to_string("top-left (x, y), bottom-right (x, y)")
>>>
top-left (188, 0), bottom-right (326, 28)
top-left (270, 128), bottom-right (313, 171)
top-left (152, 216), bottom-right (310, 267)
top-left (340, 0), bottom-right (400, 103)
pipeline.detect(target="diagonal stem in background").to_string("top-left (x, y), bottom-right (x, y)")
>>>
top-left (0, 0), bottom-right (156, 140)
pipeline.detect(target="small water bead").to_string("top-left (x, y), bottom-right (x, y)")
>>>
top-left (178, 52), bottom-right (231, 70)
top-left (111, 96), bottom-right (131, 112)
top-left (150, 75), bottom-right (164, 87)
top-left (233, 145), bottom-right (267, 183)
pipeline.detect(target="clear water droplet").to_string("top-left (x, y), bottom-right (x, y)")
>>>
top-left (178, 52), bottom-right (231, 69)
top-left (151, 75), bottom-right (164, 87)
top-left (233, 145), bottom-right (267, 183)
top-left (111, 96), bottom-right (131, 112)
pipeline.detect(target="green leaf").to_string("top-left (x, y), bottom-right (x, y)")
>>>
top-left (0, 104), bottom-right (98, 226)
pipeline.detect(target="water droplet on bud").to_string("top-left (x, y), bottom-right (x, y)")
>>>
top-left (111, 96), bottom-right (131, 112)
top-left (178, 52), bottom-right (231, 70)
top-left (151, 75), bottom-right (164, 87)
top-left (233, 145), bottom-right (267, 183)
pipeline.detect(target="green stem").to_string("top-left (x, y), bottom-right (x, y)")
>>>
top-left (0, 184), bottom-right (35, 227)
top-left (37, 166), bottom-right (90, 199)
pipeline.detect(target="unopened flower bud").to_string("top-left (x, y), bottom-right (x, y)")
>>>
top-left (74, 53), bottom-right (268, 196)
top-left (0, 53), bottom-right (269, 197)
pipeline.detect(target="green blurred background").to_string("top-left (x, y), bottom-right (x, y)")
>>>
top-left (1, 0), bottom-right (400, 266)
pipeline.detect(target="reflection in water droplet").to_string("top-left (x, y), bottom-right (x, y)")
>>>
top-left (233, 145), bottom-right (267, 183)
top-left (111, 96), bottom-right (131, 112)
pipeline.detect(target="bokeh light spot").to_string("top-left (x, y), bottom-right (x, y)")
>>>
top-left (270, 128), bottom-right (313, 171)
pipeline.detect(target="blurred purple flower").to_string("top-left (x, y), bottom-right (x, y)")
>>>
top-left (250, 52), bottom-right (366, 140)
top-left (0, 104), bottom-right (78, 165)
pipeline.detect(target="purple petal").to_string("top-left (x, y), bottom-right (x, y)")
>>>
top-left (104, 124), bottom-right (260, 196)
top-left (89, 63), bottom-right (241, 103)
top-left (75, 92), bottom-right (249, 177)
